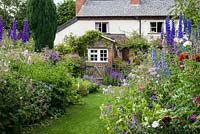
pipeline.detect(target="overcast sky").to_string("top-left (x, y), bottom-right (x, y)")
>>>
top-left (54, 0), bottom-right (63, 4)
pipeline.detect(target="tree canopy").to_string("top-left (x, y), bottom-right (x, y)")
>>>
top-left (27, 0), bottom-right (57, 51)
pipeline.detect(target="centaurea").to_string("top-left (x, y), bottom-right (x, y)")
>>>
top-left (0, 17), bottom-right (3, 42)
top-left (11, 20), bottom-right (17, 41)
top-left (178, 13), bottom-right (183, 38)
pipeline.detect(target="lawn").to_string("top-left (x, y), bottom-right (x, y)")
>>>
top-left (30, 93), bottom-right (108, 134)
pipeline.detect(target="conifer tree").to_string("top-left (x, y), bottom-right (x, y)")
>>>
top-left (27, 0), bottom-right (57, 51)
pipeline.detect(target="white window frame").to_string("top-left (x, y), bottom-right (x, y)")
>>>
top-left (88, 49), bottom-right (108, 62)
top-left (95, 22), bottom-right (109, 33)
top-left (150, 22), bottom-right (163, 33)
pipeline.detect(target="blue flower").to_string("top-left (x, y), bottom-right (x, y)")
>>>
top-left (161, 50), bottom-right (170, 78)
top-left (183, 18), bottom-right (188, 34)
top-left (152, 48), bottom-right (159, 69)
top-left (165, 17), bottom-right (171, 44)
top-left (0, 17), bottom-right (3, 42)
top-left (22, 19), bottom-right (29, 43)
top-left (178, 13), bottom-right (183, 38)
top-left (151, 95), bottom-right (157, 100)
top-left (187, 19), bottom-right (192, 38)
top-left (11, 20), bottom-right (17, 41)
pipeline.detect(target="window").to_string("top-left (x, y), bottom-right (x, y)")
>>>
top-left (88, 49), bottom-right (108, 62)
top-left (150, 22), bottom-right (163, 33)
top-left (95, 22), bottom-right (109, 33)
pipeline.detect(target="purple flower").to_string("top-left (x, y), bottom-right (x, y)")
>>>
top-left (165, 17), bottom-right (171, 44)
top-left (183, 18), bottom-right (188, 34)
top-left (22, 19), bottom-right (29, 43)
top-left (151, 95), bottom-right (157, 100)
top-left (161, 50), bottom-right (170, 78)
top-left (190, 114), bottom-right (198, 120)
top-left (17, 31), bottom-right (23, 40)
top-left (139, 87), bottom-right (144, 91)
top-left (11, 20), bottom-right (17, 41)
top-left (110, 70), bottom-right (122, 79)
top-left (178, 13), bottom-right (183, 38)
top-left (50, 50), bottom-right (59, 63)
top-left (187, 19), bottom-right (192, 38)
top-left (0, 17), bottom-right (3, 42)
top-left (161, 24), bottom-right (164, 40)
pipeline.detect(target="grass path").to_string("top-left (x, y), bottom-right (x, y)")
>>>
top-left (30, 93), bottom-right (108, 134)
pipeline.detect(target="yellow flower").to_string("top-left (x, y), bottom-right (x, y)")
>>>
top-left (107, 127), bottom-right (110, 131)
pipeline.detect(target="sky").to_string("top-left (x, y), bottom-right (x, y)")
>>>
top-left (54, 0), bottom-right (63, 4)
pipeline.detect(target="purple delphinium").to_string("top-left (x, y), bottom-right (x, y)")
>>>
top-left (183, 18), bottom-right (188, 34)
top-left (0, 17), bottom-right (3, 42)
top-left (171, 19), bottom-right (176, 39)
top-left (190, 114), bottom-right (198, 120)
top-left (50, 50), bottom-right (59, 63)
top-left (8, 30), bottom-right (11, 38)
top-left (11, 20), bottom-right (17, 41)
top-left (161, 50), bottom-right (170, 78)
top-left (17, 31), bottom-right (23, 40)
top-left (187, 19), bottom-right (192, 38)
top-left (170, 19), bottom-right (175, 51)
top-left (22, 19), bottom-right (29, 43)
top-left (165, 17), bottom-right (171, 45)
top-left (178, 13), bottom-right (183, 38)
top-left (152, 48), bottom-right (159, 69)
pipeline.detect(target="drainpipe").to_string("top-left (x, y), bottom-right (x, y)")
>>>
top-left (139, 18), bottom-right (142, 37)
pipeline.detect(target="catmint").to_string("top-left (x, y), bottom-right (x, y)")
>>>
top-left (22, 19), bottom-right (29, 43)
top-left (0, 17), bottom-right (3, 42)
top-left (50, 50), bottom-right (59, 63)
top-left (178, 13), bottom-right (183, 38)
top-left (11, 20), bottom-right (17, 41)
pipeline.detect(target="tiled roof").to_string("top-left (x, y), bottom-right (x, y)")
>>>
top-left (57, 17), bottom-right (78, 32)
top-left (78, 0), bottom-right (175, 17)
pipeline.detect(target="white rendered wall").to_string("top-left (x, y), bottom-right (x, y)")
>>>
top-left (54, 20), bottom-right (139, 45)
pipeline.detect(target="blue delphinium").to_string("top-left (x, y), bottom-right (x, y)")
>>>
top-left (183, 18), bottom-right (188, 34)
top-left (22, 19), bottom-right (29, 43)
top-left (17, 31), bottom-right (23, 40)
top-left (161, 24), bottom-right (164, 40)
top-left (165, 17), bottom-right (171, 45)
top-left (152, 48), bottom-right (159, 69)
top-left (161, 50), bottom-right (170, 78)
top-left (0, 17), bottom-right (3, 42)
top-left (178, 13), bottom-right (183, 38)
top-left (11, 20), bottom-right (17, 41)
top-left (187, 19), bottom-right (192, 38)
top-left (171, 19), bottom-right (176, 38)
top-left (170, 19), bottom-right (175, 51)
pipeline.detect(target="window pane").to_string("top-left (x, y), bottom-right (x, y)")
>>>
top-left (150, 22), bottom-right (156, 27)
top-left (157, 22), bottom-right (163, 33)
top-left (102, 23), bottom-right (107, 33)
top-left (151, 28), bottom-right (157, 32)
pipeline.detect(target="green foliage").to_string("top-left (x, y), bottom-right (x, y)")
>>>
top-left (68, 30), bottom-right (103, 56)
top-left (124, 32), bottom-right (150, 53)
top-left (172, 0), bottom-right (200, 28)
top-left (27, 0), bottom-right (57, 51)
top-left (56, 0), bottom-right (75, 26)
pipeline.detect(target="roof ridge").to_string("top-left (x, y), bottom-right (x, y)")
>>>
top-left (57, 17), bottom-right (78, 33)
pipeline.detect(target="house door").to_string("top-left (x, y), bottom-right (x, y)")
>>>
top-left (122, 48), bottom-right (129, 61)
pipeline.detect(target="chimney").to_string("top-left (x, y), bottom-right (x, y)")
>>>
top-left (131, 0), bottom-right (140, 4)
top-left (76, 0), bottom-right (86, 15)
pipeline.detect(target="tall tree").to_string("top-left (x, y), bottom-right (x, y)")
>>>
top-left (27, 0), bottom-right (57, 51)
top-left (171, 0), bottom-right (200, 28)
top-left (56, 0), bottom-right (75, 26)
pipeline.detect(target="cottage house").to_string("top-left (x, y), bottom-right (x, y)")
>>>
top-left (55, 0), bottom-right (174, 65)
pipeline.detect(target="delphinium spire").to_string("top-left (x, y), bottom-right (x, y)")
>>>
top-left (152, 48), bottom-right (159, 69)
top-left (178, 13), bottom-right (183, 38)
top-left (170, 19), bottom-right (175, 51)
top-left (161, 50), bottom-right (170, 78)
top-left (22, 19), bottom-right (29, 43)
top-left (11, 20), bottom-right (17, 41)
top-left (0, 17), bottom-right (3, 42)
top-left (187, 20), bottom-right (192, 39)
top-left (183, 18), bottom-right (188, 34)
top-left (165, 17), bottom-right (171, 45)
